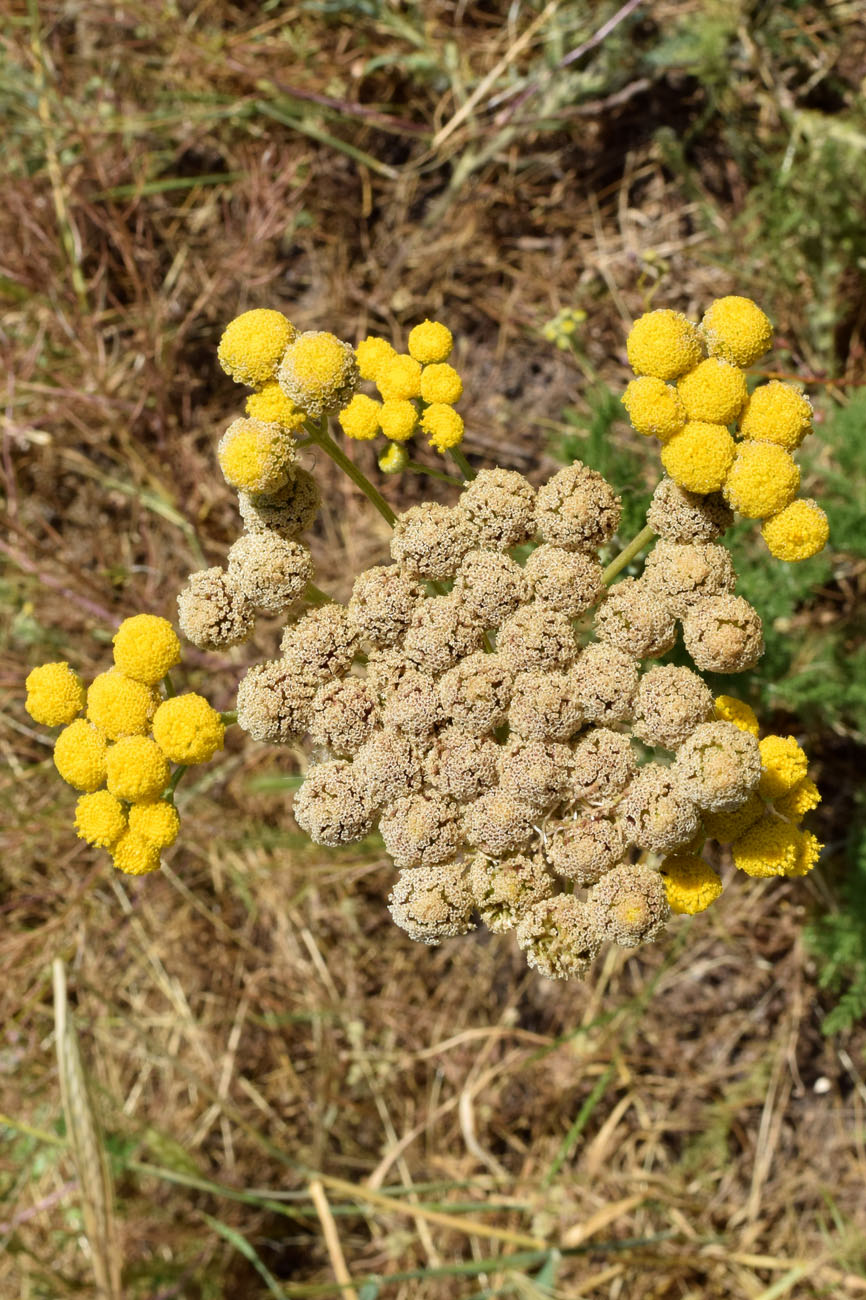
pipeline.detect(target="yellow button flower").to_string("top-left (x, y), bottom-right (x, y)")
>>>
top-left (621, 376), bottom-right (686, 440)
top-left (355, 335), bottom-right (397, 382)
top-left (106, 735), bottom-right (170, 802)
top-left (758, 734), bottom-right (808, 799)
top-left (218, 309), bottom-right (296, 387)
top-left (739, 380), bottom-right (812, 450)
top-left (722, 441), bottom-right (800, 519)
top-left (700, 296), bottom-right (773, 368)
top-left (660, 855), bottom-right (723, 914)
top-left (714, 694), bottom-right (759, 736)
top-left (626, 309), bottom-right (702, 381)
top-left (111, 830), bottom-right (162, 876)
top-left (760, 498), bottom-right (829, 562)
top-left (217, 417), bottom-right (295, 494)
top-left (245, 382), bottom-right (306, 430)
top-left (112, 614), bottom-right (181, 686)
top-left (732, 816), bottom-right (811, 878)
top-left (376, 353), bottom-right (422, 402)
top-left (128, 800), bottom-right (180, 849)
top-left (408, 320), bottom-right (453, 364)
top-left (338, 393), bottom-right (382, 441)
top-left (25, 662), bottom-right (85, 726)
top-left (54, 720), bottom-right (108, 792)
top-left (701, 790), bottom-right (765, 844)
top-left (787, 829), bottom-right (823, 877)
top-left (420, 363), bottom-right (463, 405)
top-left (677, 358), bottom-right (748, 424)
top-left (774, 777), bottom-right (821, 823)
top-left (421, 404), bottom-right (464, 452)
top-left (151, 694), bottom-right (225, 765)
top-left (86, 670), bottom-right (159, 740)
top-left (277, 331), bottom-right (359, 417)
top-left (379, 399), bottom-right (419, 443)
top-left (74, 791), bottom-right (127, 848)
top-left (660, 421), bottom-right (736, 493)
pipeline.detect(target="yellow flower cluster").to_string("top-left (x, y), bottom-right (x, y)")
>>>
top-left (542, 306), bottom-right (587, 351)
top-left (25, 614), bottom-right (224, 877)
top-left (622, 296), bottom-right (829, 563)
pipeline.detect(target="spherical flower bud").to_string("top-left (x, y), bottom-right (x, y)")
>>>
top-left (524, 545), bottom-right (603, 618)
top-left (437, 651), bottom-right (513, 734)
top-left (774, 777), bottom-right (821, 823)
top-left (569, 727), bottom-right (637, 806)
top-left (618, 764), bottom-right (700, 853)
top-left (760, 499), bottom-right (829, 562)
top-left (462, 790), bottom-right (536, 857)
top-left (54, 720), bottom-right (108, 792)
top-left (379, 399), bottom-right (419, 443)
top-left (238, 470), bottom-right (321, 539)
top-left (152, 694), bottom-right (224, 765)
top-left (388, 862), bottom-right (475, 946)
top-left (632, 664), bottom-right (714, 751)
top-left (106, 735), bottom-right (170, 802)
top-left (660, 421), bottom-right (737, 493)
top-left (454, 550), bottom-right (528, 627)
top-left (226, 533), bottom-right (312, 615)
top-left (355, 335), bottom-right (397, 381)
top-left (407, 319), bottom-right (453, 364)
top-left (112, 614), bottom-right (181, 685)
top-left (245, 381), bottom-right (306, 430)
top-left (381, 665), bottom-right (443, 736)
top-left (236, 660), bottom-right (316, 745)
top-left (420, 363), bottom-right (463, 405)
top-left (681, 593), bottom-right (763, 673)
top-left (673, 721), bottom-right (762, 812)
top-left (468, 852), bottom-right (556, 934)
top-left (338, 393), bottom-right (381, 441)
top-left (676, 358), bottom-right (748, 424)
top-left (128, 800), bottom-right (180, 849)
top-left (497, 604), bottom-right (577, 674)
top-left (277, 330), bottom-right (359, 416)
top-left (497, 737), bottom-right (571, 811)
top-left (593, 577), bottom-right (677, 660)
top-left (354, 729), bottom-right (424, 808)
top-left (659, 855), bottom-right (723, 915)
top-left (700, 296), bottom-right (773, 367)
top-left (348, 565), bottom-right (423, 647)
top-left (376, 353), bottom-right (422, 402)
top-left (646, 478), bottom-right (733, 543)
top-left (379, 442), bottom-right (408, 474)
top-left (402, 594), bottom-right (483, 675)
top-left (74, 791), bottom-right (127, 848)
top-left (757, 734), bottom-right (809, 799)
top-left (535, 462), bottom-right (621, 552)
top-left (111, 830), bottom-right (162, 876)
top-left (293, 760), bottom-right (374, 846)
top-left (280, 605), bottom-right (359, 683)
top-left (516, 895), bottom-right (602, 980)
top-left (739, 380), bottom-right (812, 450)
top-left (309, 677), bottom-right (380, 756)
top-left (25, 662), bottom-right (85, 726)
top-left (621, 376), bottom-right (686, 441)
top-left (643, 539), bottom-right (736, 619)
top-left (459, 469), bottom-right (536, 550)
top-left (626, 309), bottom-right (702, 381)
top-left (380, 792), bottom-right (461, 869)
top-left (177, 568), bottom-right (255, 651)
top-left (217, 418), bottom-right (295, 495)
top-left (588, 863), bottom-right (670, 948)
top-left (545, 815), bottom-right (626, 886)
top-left (391, 502), bottom-right (472, 580)
top-left (731, 816), bottom-right (813, 878)
top-left (508, 669), bottom-right (584, 742)
top-left (701, 790), bottom-right (764, 844)
top-left (86, 670), bottom-right (159, 740)
top-left (218, 309), bottom-right (296, 387)
top-left (423, 727), bottom-right (499, 801)
top-left (573, 642), bottom-right (639, 725)
top-left (421, 404), bottom-right (464, 452)
top-left (714, 694), bottom-right (759, 736)
top-left (722, 441), bottom-right (800, 519)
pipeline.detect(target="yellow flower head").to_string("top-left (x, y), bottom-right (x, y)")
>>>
top-left (218, 309), bottom-right (296, 387)
top-left (408, 320), bottom-right (453, 364)
top-left (621, 376), bottom-right (686, 441)
top-left (787, 829), bottom-right (823, 877)
top-left (338, 393), bottom-right (382, 441)
top-left (677, 358), bottom-right (748, 424)
top-left (420, 362), bottom-right (463, 406)
top-left (245, 382), bottom-right (306, 431)
top-left (761, 499), bottom-right (829, 562)
top-left (106, 735), bottom-right (170, 802)
top-left (660, 854), bottom-right (723, 914)
top-left (421, 403), bottom-right (464, 452)
top-left (54, 720), bottom-right (108, 792)
top-left (660, 421), bottom-right (736, 493)
top-left (714, 694), bottom-right (759, 737)
top-left (113, 614), bottom-right (181, 686)
top-left (376, 353), bottom-right (423, 402)
top-left (277, 331), bottom-right (359, 417)
top-left (758, 734), bottom-right (809, 799)
top-left (378, 442), bottom-right (408, 474)
top-left (774, 777), bottom-right (821, 823)
top-left (379, 399), bottom-right (419, 443)
top-left (626, 309), bottom-right (702, 381)
top-left (701, 790), bottom-right (764, 844)
top-left (86, 670), bottom-right (159, 740)
top-left (128, 799), bottom-right (180, 849)
top-left (355, 335), bottom-right (397, 382)
top-left (151, 694), bottom-right (225, 765)
top-left (217, 417), bottom-right (295, 495)
top-left (732, 816), bottom-right (812, 878)
top-left (25, 662), bottom-right (85, 727)
top-left (74, 790), bottom-right (127, 848)
top-left (700, 296), bottom-right (773, 368)
top-left (739, 380), bottom-right (812, 451)
top-left (722, 441), bottom-right (800, 519)
top-left (111, 830), bottom-right (162, 876)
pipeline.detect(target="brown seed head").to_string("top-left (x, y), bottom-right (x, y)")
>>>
top-left (496, 604), bottom-right (577, 673)
top-left (462, 790), bottom-right (536, 856)
top-left (468, 852), bottom-right (556, 934)
top-left (497, 736), bottom-right (572, 811)
top-left (524, 544), bottom-right (604, 617)
top-left (454, 550), bottom-right (528, 627)
top-left (348, 565), bottom-right (424, 647)
top-left (458, 468), bottom-right (536, 550)
top-left (293, 759), bottom-right (374, 845)
top-left (643, 539), bottom-right (736, 618)
top-left (594, 577), bottom-right (678, 660)
top-left (236, 660), bottom-right (317, 745)
top-left (515, 895), bottom-right (603, 980)
top-left (381, 665), bottom-right (443, 736)
top-left (535, 462), bottom-right (621, 552)
top-left (237, 469), bottom-right (321, 538)
top-left (569, 727), bottom-right (637, 806)
top-left (391, 502), bottom-right (472, 580)
top-left (632, 664), bottom-right (714, 751)
top-left (226, 533), bottom-right (312, 615)
top-left (438, 653), bottom-right (513, 735)
top-left (388, 862), bottom-right (476, 945)
top-left (508, 669), bottom-right (584, 742)
top-left (573, 643), bottom-right (639, 724)
top-left (280, 604), bottom-right (359, 682)
top-left (309, 676), bottom-right (381, 756)
top-left (380, 792), bottom-right (462, 869)
top-left (177, 567), bottom-right (255, 650)
top-left (354, 728), bottom-right (424, 808)
top-left (646, 478), bottom-right (733, 543)
top-left (545, 815), bottom-right (626, 886)
top-left (424, 726), bottom-right (499, 801)
top-left (618, 763), bottom-right (700, 853)
top-left (587, 863), bottom-right (670, 948)
top-left (402, 594), bottom-right (483, 675)
top-left (681, 594), bottom-right (764, 673)
top-left (673, 720), bottom-right (762, 812)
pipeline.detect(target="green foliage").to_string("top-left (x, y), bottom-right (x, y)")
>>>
top-left (806, 793), bottom-right (866, 1036)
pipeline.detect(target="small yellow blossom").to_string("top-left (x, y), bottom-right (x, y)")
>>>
top-left (218, 309), bottom-right (295, 387)
top-left (732, 816), bottom-right (811, 878)
top-left (25, 662), bottom-right (85, 727)
top-left (129, 800), bottom-right (180, 848)
top-left (379, 442), bottom-right (408, 474)
top-left (714, 695), bottom-right (759, 737)
top-left (151, 694), bottom-right (225, 765)
top-left (758, 734), bottom-right (809, 799)
top-left (339, 393), bottom-right (382, 441)
top-left (701, 790), bottom-right (764, 844)
top-left (739, 381), bottom-right (812, 451)
top-left (379, 399), bottom-right (419, 443)
top-left (217, 417), bottom-right (294, 495)
top-left (408, 320), bottom-right (453, 364)
top-left (106, 735), bottom-right (170, 802)
top-left (86, 670), bottom-right (159, 740)
top-left (626, 309), bottom-right (702, 381)
top-left (761, 499), bottom-right (829, 562)
top-left (356, 335), bottom-right (397, 381)
top-left (775, 778), bottom-right (821, 823)
top-left (278, 331), bottom-right (359, 417)
top-left (700, 296), bottom-right (773, 368)
top-left (723, 441), bottom-right (800, 519)
top-left (660, 854), bottom-right (723, 914)
top-left (245, 382), bottom-right (306, 430)
top-left (621, 376), bottom-right (686, 440)
top-left (376, 353), bottom-right (423, 402)
top-left (787, 829), bottom-right (823, 877)
top-left (420, 363), bottom-right (463, 405)
top-left (677, 358), bottom-right (748, 424)
top-left (421, 404), bottom-right (464, 452)
top-left (74, 791), bottom-right (127, 848)
top-left (112, 614), bottom-right (181, 686)
top-left (111, 830), bottom-right (162, 876)
top-left (54, 720), bottom-right (108, 792)
top-left (660, 421), bottom-right (736, 493)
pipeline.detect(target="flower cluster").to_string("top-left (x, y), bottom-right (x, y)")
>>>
top-left (25, 616), bottom-right (225, 876)
top-left (622, 297), bottom-right (829, 563)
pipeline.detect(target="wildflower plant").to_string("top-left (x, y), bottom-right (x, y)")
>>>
top-left (25, 297), bottom-right (829, 979)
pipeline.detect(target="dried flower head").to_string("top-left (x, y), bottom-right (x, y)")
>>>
top-left (673, 721), bottom-right (762, 811)
top-left (569, 727), bottom-right (637, 806)
top-left (402, 594), bottom-right (483, 675)
top-left (462, 789), bottom-right (537, 856)
top-left (236, 660), bottom-right (316, 745)
top-left (497, 604), bottom-right (577, 673)
top-left (390, 502), bottom-right (472, 580)
top-left (380, 665), bottom-right (443, 736)
top-left (535, 462), bottom-right (621, 552)
top-left (468, 852), bottom-right (556, 934)
top-left (348, 566), bottom-right (423, 648)
top-left (545, 815), bottom-right (626, 886)
top-left (643, 540), bottom-right (736, 618)
top-left (423, 726), bottom-right (499, 801)
top-left (177, 568), bottom-right (255, 651)
top-left (438, 653), bottom-right (512, 735)
top-left (594, 577), bottom-right (677, 659)
top-left (524, 544), bottom-right (604, 618)
top-left (226, 533), bottom-right (312, 615)
top-left (280, 605), bottom-right (359, 683)
top-left (458, 468), bottom-right (536, 550)
top-left (516, 895), bottom-right (602, 980)
top-left (618, 764), bottom-right (700, 853)
top-left (454, 550), bottom-right (528, 627)
top-left (588, 863), bottom-right (670, 947)
top-left (508, 669), bottom-right (584, 742)
top-left (380, 792), bottom-right (461, 869)
top-left (237, 469), bottom-right (321, 538)
top-left (646, 478), bottom-right (733, 543)
top-left (354, 729), bottom-right (424, 808)
top-left (632, 664), bottom-right (714, 751)
top-left (293, 760), bottom-right (374, 846)
top-left (497, 737), bottom-right (571, 811)
top-left (573, 642), bottom-right (639, 724)
top-left (309, 677), bottom-right (380, 756)
top-left (388, 861), bottom-right (475, 945)
top-left (681, 594), bottom-right (764, 673)
top-left (277, 330), bottom-right (359, 416)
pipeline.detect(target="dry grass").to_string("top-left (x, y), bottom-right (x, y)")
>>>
top-left (2, 1), bottom-right (866, 1296)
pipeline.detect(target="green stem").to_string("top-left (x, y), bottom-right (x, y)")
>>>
top-left (304, 581), bottom-right (333, 606)
top-left (405, 459), bottom-right (464, 487)
top-left (448, 445), bottom-right (476, 481)
top-left (165, 765), bottom-right (188, 800)
top-left (602, 523), bottom-right (655, 586)
top-left (307, 418), bottom-right (396, 527)
top-left (219, 710), bottom-right (238, 726)
top-left (163, 672), bottom-right (176, 698)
